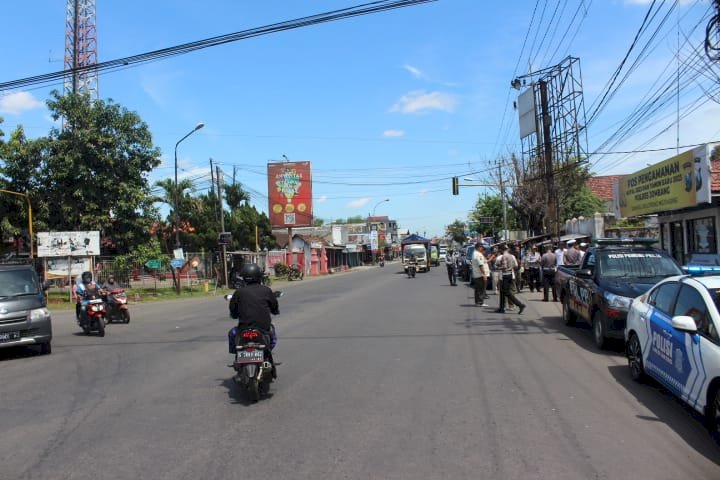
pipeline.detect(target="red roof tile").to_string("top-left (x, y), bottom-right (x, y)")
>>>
top-left (586, 175), bottom-right (622, 201)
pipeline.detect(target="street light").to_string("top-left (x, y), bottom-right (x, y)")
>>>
top-left (174, 122), bottom-right (204, 249)
top-left (372, 198), bottom-right (390, 217)
top-left (0, 189), bottom-right (33, 259)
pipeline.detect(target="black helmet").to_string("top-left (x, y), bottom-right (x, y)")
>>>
top-left (81, 271), bottom-right (92, 284)
top-left (241, 263), bottom-right (263, 284)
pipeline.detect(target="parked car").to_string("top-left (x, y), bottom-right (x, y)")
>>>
top-left (556, 238), bottom-right (682, 349)
top-left (0, 263), bottom-right (52, 355)
top-left (625, 266), bottom-right (720, 440)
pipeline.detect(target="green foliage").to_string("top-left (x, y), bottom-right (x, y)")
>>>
top-left (0, 91), bottom-right (161, 254)
top-left (313, 218), bottom-right (325, 226)
top-left (273, 262), bottom-right (289, 276)
top-left (445, 219), bottom-right (467, 244)
top-left (560, 185), bottom-right (605, 220)
top-left (469, 195), bottom-right (513, 238)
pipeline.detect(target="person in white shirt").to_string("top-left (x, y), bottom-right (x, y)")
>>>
top-left (554, 242), bottom-right (566, 267)
top-left (471, 243), bottom-right (489, 306)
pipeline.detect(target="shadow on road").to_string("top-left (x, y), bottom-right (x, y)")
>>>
top-left (218, 377), bottom-right (274, 406)
top-left (607, 364), bottom-right (720, 463)
top-left (0, 345), bottom-right (45, 361)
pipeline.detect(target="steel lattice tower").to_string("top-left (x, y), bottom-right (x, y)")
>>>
top-left (64, 0), bottom-right (98, 97)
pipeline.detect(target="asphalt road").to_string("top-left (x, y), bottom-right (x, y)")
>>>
top-left (2, 264), bottom-right (720, 479)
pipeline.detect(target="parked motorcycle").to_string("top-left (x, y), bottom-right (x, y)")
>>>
top-left (288, 264), bottom-right (304, 281)
top-left (407, 263), bottom-right (417, 278)
top-left (105, 288), bottom-right (130, 324)
top-left (78, 294), bottom-right (106, 336)
top-left (225, 291), bottom-right (283, 402)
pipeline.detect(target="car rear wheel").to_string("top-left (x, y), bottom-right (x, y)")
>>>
top-left (592, 311), bottom-right (608, 350)
top-left (627, 333), bottom-right (645, 382)
top-left (562, 296), bottom-right (576, 326)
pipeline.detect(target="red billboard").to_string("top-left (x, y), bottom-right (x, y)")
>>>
top-left (267, 161), bottom-right (313, 228)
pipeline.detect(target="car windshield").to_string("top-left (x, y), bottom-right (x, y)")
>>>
top-left (598, 252), bottom-right (682, 279)
top-left (0, 269), bottom-right (40, 297)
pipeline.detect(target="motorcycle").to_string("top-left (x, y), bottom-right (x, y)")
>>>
top-left (379, 258), bottom-right (385, 267)
top-left (105, 288), bottom-right (130, 324)
top-left (78, 293), bottom-right (107, 337)
top-left (288, 264), bottom-right (304, 281)
top-left (225, 291), bottom-right (283, 402)
top-left (407, 263), bottom-right (417, 278)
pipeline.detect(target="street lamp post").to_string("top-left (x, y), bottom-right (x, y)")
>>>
top-left (0, 189), bottom-right (33, 259)
top-left (173, 122), bottom-right (205, 249)
top-left (370, 199), bottom-right (389, 262)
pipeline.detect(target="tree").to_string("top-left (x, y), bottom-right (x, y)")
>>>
top-left (469, 194), bottom-right (514, 239)
top-left (313, 218), bottom-right (325, 227)
top-left (0, 92), bottom-right (162, 254)
top-left (445, 220), bottom-right (467, 244)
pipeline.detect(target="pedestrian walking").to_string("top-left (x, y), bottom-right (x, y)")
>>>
top-left (445, 249), bottom-right (459, 286)
top-left (471, 243), bottom-right (489, 306)
top-left (540, 245), bottom-right (558, 302)
top-left (495, 244), bottom-right (525, 314)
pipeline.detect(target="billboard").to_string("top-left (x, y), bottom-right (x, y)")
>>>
top-left (267, 161), bottom-right (313, 228)
top-left (517, 87), bottom-right (537, 139)
top-left (37, 231), bottom-right (100, 257)
top-left (45, 257), bottom-right (92, 279)
top-left (615, 145), bottom-right (713, 218)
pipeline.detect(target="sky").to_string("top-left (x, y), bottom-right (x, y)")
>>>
top-left (1, 0), bottom-right (719, 239)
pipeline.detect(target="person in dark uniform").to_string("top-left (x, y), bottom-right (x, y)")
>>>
top-left (227, 263), bottom-right (279, 354)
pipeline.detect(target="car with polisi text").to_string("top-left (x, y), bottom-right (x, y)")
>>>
top-left (625, 266), bottom-right (720, 439)
top-left (555, 238), bottom-right (683, 349)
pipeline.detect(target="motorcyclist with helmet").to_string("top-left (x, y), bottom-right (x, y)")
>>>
top-left (227, 263), bottom-right (279, 355)
top-left (76, 271), bottom-right (101, 327)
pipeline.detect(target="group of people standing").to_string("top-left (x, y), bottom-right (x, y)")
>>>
top-left (444, 238), bottom-right (589, 313)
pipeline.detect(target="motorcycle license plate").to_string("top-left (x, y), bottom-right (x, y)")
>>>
top-left (236, 349), bottom-right (264, 364)
top-left (0, 331), bottom-right (21, 343)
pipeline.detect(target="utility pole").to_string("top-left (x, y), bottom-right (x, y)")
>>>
top-left (216, 166), bottom-right (228, 288)
top-left (497, 161), bottom-right (508, 240)
top-left (539, 80), bottom-right (558, 240)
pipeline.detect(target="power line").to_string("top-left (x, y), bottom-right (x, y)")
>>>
top-left (0, 0), bottom-right (437, 92)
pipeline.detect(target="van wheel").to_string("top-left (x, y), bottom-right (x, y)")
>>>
top-left (38, 342), bottom-right (51, 355)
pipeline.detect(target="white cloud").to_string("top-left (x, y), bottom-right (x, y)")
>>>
top-left (390, 90), bottom-right (457, 114)
top-left (317, 195), bottom-right (328, 203)
top-left (346, 197), bottom-right (371, 209)
top-left (403, 64), bottom-right (424, 79)
top-left (383, 129), bottom-right (405, 138)
top-left (418, 189), bottom-right (429, 196)
top-left (0, 91), bottom-right (44, 115)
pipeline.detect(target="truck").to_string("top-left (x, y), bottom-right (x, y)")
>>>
top-left (554, 238), bottom-right (683, 349)
top-left (401, 234), bottom-right (431, 273)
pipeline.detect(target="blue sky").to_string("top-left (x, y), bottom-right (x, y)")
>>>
top-left (2, 1), bottom-right (718, 238)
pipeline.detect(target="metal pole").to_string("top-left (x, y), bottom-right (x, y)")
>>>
top-left (217, 166), bottom-right (228, 289)
top-left (539, 80), bottom-right (558, 239)
top-left (498, 162), bottom-right (507, 240)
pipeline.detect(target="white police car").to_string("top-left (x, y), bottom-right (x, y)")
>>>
top-left (625, 266), bottom-right (720, 437)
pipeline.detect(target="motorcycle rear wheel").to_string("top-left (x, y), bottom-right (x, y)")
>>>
top-left (248, 378), bottom-right (260, 402)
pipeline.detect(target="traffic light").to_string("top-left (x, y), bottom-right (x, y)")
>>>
top-left (452, 176), bottom-right (459, 195)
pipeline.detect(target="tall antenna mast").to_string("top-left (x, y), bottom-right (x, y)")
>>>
top-left (64, 0), bottom-right (98, 97)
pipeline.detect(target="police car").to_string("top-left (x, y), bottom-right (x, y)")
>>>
top-left (625, 266), bottom-right (720, 437)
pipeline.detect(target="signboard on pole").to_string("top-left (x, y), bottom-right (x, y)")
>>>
top-left (37, 231), bottom-right (100, 257)
top-left (267, 161), bottom-right (313, 228)
top-left (370, 230), bottom-right (379, 252)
